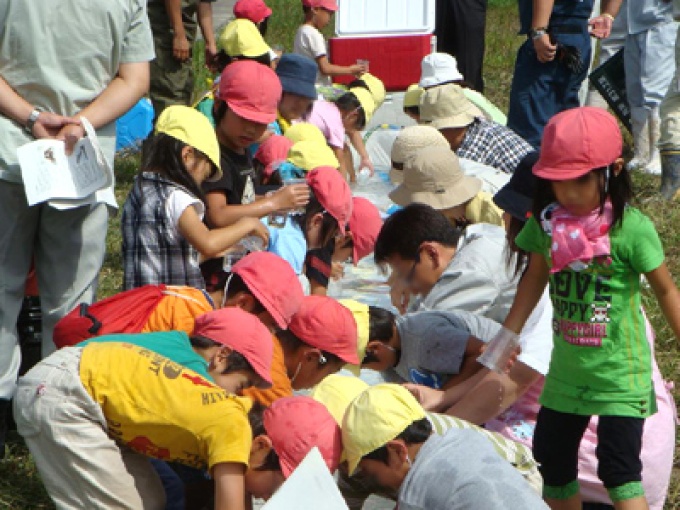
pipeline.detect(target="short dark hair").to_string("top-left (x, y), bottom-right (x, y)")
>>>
top-left (224, 273), bottom-right (267, 315)
top-left (403, 106), bottom-right (420, 116)
top-left (362, 418), bottom-right (432, 465)
top-left (369, 306), bottom-right (395, 342)
top-left (374, 204), bottom-right (463, 264)
top-left (189, 336), bottom-right (256, 375)
top-left (212, 51), bottom-right (272, 75)
top-left (292, 193), bottom-right (340, 248)
top-left (277, 329), bottom-right (342, 366)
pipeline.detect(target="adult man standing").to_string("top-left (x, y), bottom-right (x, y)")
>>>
top-left (0, 0), bottom-right (154, 456)
top-left (148, 0), bottom-right (218, 118)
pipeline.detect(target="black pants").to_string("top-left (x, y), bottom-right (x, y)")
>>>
top-left (434, 0), bottom-right (488, 92)
top-left (533, 407), bottom-right (644, 491)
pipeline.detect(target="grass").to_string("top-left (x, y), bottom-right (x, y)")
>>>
top-left (2, 1), bottom-right (679, 508)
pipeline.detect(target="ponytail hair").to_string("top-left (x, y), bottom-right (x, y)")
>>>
top-left (140, 132), bottom-right (206, 202)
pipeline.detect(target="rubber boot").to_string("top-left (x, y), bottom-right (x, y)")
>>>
top-left (646, 108), bottom-right (662, 175)
top-left (660, 152), bottom-right (680, 200)
top-left (0, 399), bottom-right (9, 459)
top-left (627, 107), bottom-right (651, 171)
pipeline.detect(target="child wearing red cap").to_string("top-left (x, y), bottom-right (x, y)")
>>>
top-left (245, 396), bottom-right (342, 500)
top-left (333, 197), bottom-right (383, 275)
top-left (294, 0), bottom-right (365, 88)
top-left (264, 166), bottom-right (353, 296)
top-left (278, 295), bottom-right (359, 390)
top-left (13, 343), bottom-right (257, 510)
top-left (203, 61), bottom-right (309, 229)
top-left (503, 107), bottom-right (680, 509)
top-left (233, 0), bottom-right (272, 34)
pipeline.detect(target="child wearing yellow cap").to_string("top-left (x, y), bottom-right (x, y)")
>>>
top-left (121, 106), bottom-right (269, 290)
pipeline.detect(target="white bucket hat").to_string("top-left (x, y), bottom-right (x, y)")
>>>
top-left (419, 53), bottom-right (464, 88)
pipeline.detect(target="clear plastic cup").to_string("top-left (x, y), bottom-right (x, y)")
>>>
top-left (223, 245), bottom-right (249, 272)
top-left (357, 59), bottom-right (370, 72)
top-left (282, 177), bottom-right (308, 215)
top-left (239, 236), bottom-right (265, 253)
top-left (477, 327), bottom-right (521, 374)
top-left (356, 167), bottom-right (371, 185)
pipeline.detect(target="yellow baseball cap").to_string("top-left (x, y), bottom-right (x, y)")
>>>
top-left (284, 122), bottom-right (327, 146)
top-left (360, 73), bottom-right (386, 108)
top-left (219, 18), bottom-right (270, 58)
top-left (155, 105), bottom-right (222, 180)
top-left (343, 384), bottom-right (426, 474)
top-left (287, 140), bottom-right (339, 171)
top-left (310, 374), bottom-right (368, 426)
top-left (403, 84), bottom-right (424, 108)
top-left (339, 299), bottom-right (369, 375)
top-left (349, 87), bottom-right (376, 124)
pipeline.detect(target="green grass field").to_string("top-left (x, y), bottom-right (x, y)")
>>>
top-left (2, 0), bottom-right (679, 508)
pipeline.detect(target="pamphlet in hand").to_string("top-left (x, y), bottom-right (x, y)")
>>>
top-left (17, 118), bottom-right (113, 206)
top-left (262, 447), bottom-right (348, 510)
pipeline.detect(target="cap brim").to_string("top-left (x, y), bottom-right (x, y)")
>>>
top-left (241, 276), bottom-right (288, 329)
top-left (430, 113), bottom-right (475, 130)
top-left (279, 75), bottom-right (317, 100)
top-left (389, 176), bottom-right (481, 210)
top-left (532, 164), bottom-right (591, 181)
top-left (228, 101), bottom-right (277, 125)
top-left (493, 186), bottom-right (532, 222)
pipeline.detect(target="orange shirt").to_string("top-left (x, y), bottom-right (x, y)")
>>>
top-left (242, 335), bottom-right (292, 407)
top-left (142, 286), bottom-right (214, 335)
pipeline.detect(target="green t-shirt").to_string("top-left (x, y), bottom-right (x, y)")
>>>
top-left (79, 330), bottom-right (212, 382)
top-left (516, 207), bottom-right (664, 417)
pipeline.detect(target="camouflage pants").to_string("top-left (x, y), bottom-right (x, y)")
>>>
top-left (147, 1), bottom-right (198, 119)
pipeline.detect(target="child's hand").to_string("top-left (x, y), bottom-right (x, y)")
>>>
top-left (245, 218), bottom-right (270, 246)
top-left (272, 183), bottom-right (310, 212)
top-left (403, 383), bottom-right (445, 412)
top-left (387, 272), bottom-right (411, 314)
top-left (348, 63), bottom-right (367, 76)
top-left (330, 261), bottom-right (345, 281)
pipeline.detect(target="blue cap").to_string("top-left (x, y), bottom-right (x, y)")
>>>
top-left (276, 54), bottom-right (318, 100)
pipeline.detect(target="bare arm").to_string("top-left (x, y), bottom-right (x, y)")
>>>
top-left (646, 262), bottom-right (680, 341)
top-left (57, 61), bottom-right (149, 153)
top-left (348, 130), bottom-right (373, 174)
top-left (439, 336), bottom-right (486, 390)
top-left (0, 74), bottom-right (77, 138)
top-left (316, 55), bottom-right (365, 77)
top-left (178, 206), bottom-right (269, 259)
top-left (445, 361), bottom-right (541, 425)
top-left (164, 0), bottom-right (191, 61)
top-left (503, 253), bottom-right (549, 334)
top-left (532, 0), bottom-right (557, 63)
top-left (204, 185), bottom-right (309, 228)
top-left (213, 462), bottom-right (246, 510)
top-left (197, 1), bottom-right (217, 64)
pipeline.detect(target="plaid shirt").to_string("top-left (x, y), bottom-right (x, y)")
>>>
top-left (122, 173), bottom-right (204, 290)
top-left (457, 118), bottom-right (534, 174)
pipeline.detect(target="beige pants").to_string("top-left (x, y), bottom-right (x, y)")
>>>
top-left (13, 347), bottom-right (165, 510)
top-left (660, 29), bottom-right (680, 152)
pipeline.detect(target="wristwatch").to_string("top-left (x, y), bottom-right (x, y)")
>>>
top-left (529, 27), bottom-right (548, 40)
top-left (25, 107), bottom-right (42, 135)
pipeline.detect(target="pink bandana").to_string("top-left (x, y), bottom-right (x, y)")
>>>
top-left (541, 201), bottom-right (613, 273)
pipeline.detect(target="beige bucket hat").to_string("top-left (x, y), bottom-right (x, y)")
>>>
top-left (389, 146), bottom-right (482, 209)
top-left (420, 83), bottom-right (483, 129)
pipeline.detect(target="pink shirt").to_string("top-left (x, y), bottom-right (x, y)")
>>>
top-left (303, 100), bottom-right (345, 149)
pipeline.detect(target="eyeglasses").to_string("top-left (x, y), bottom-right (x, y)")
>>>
top-left (401, 250), bottom-right (422, 285)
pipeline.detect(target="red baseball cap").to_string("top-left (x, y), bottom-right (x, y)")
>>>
top-left (254, 135), bottom-right (294, 178)
top-left (348, 197), bottom-right (383, 265)
top-left (533, 106), bottom-right (623, 181)
top-left (306, 167), bottom-right (352, 235)
top-left (288, 295), bottom-right (359, 365)
top-left (218, 60), bottom-right (282, 125)
top-left (302, 0), bottom-right (339, 11)
top-left (231, 252), bottom-right (304, 329)
top-left (263, 396), bottom-right (343, 477)
top-left (192, 307), bottom-right (273, 387)
top-left (233, 0), bottom-right (272, 23)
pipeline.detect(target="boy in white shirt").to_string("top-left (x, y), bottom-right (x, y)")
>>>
top-left (294, 0), bottom-right (365, 87)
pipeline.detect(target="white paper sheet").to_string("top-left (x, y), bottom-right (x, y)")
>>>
top-left (17, 118), bottom-right (112, 206)
top-left (262, 447), bottom-right (348, 510)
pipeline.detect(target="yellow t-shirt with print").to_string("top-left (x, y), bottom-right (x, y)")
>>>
top-left (79, 342), bottom-right (252, 471)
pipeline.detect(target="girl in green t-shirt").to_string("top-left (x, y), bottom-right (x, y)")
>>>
top-left (502, 107), bottom-right (680, 510)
